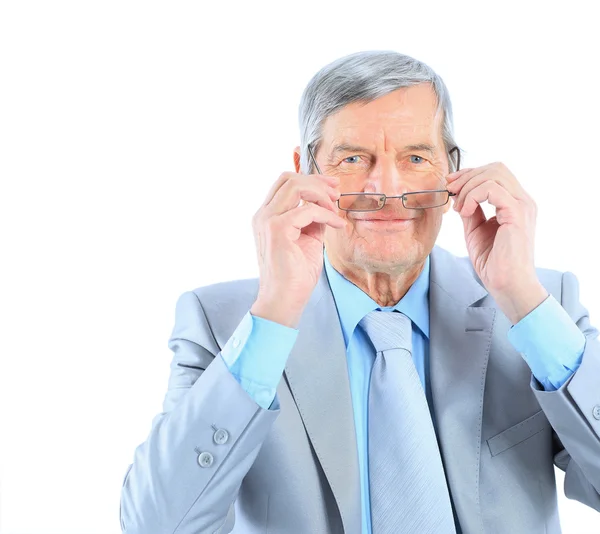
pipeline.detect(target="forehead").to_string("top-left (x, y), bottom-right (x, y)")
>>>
top-left (321, 84), bottom-right (442, 147)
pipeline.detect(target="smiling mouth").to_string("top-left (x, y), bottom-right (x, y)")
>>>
top-left (354, 217), bottom-right (415, 222)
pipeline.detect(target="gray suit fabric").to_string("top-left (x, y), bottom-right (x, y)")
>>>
top-left (120, 245), bottom-right (600, 533)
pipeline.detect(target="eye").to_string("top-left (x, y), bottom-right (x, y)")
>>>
top-left (342, 155), bottom-right (361, 164)
top-left (410, 155), bottom-right (426, 164)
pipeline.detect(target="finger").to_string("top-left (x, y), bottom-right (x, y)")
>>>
top-left (448, 164), bottom-right (522, 202)
top-left (294, 188), bottom-right (339, 214)
top-left (451, 168), bottom-right (525, 212)
top-left (459, 201), bottom-right (487, 235)
top-left (317, 173), bottom-right (341, 186)
top-left (446, 167), bottom-right (475, 181)
top-left (302, 220), bottom-right (326, 243)
top-left (268, 176), bottom-right (340, 215)
top-left (448, 167), bottom-right (487, 191)
top-left (448, 164), bottom-right (495, 183)
top-left (263, 172), bottom-right (339, 207)
top-left (448, 168), bottom-right (493, 204)
top-left (263, 172), bottom-right (294, 207)
top-left (459, 181), bottom-right (518, 219)
top-left (451, 172), bottom-right (511, 212)
top-left (278, 203), bottom-right (346, 240)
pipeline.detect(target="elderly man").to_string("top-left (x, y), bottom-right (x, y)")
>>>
top-left (119, 51), bottom-right (600, 533)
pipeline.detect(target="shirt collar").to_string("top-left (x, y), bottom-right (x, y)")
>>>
top-left (323, 249), bottom-right (430, 346)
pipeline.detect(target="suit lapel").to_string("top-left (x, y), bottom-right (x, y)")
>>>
top-left (284, 263), bottom-right (361, 534)
top-left (429, 246), bottom-right (495, 534)
top-left (283, 246), bottom-right (496, 534)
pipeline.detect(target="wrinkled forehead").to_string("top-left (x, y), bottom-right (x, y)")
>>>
top-left (320, 85), bottom-right (444, 151)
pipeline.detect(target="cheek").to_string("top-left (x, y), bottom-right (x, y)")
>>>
top-left (326, 220), bottom-right (363, 245)
top-left (423, 211), bottom-right (445, 239)
top-left (406, 211), bottom-right (438, 234)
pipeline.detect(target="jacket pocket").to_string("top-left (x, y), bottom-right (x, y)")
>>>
top-left (487, 409), bottom-right (550, 457)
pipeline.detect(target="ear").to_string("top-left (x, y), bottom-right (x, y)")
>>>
top-left (293, 146), bottom-right (301, 173)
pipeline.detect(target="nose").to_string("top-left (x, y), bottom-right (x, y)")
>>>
top-left (365, 158), bottom-right (408, 196)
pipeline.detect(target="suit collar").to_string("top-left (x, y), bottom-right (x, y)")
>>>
top-left (429, 245), bottom-right (488, 307)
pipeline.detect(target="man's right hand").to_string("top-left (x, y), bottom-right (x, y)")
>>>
top-left (250, 171), bottom-right (345, 328)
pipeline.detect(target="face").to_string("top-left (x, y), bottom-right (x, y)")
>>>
top-left (298, 84), bottom-right (452, 276)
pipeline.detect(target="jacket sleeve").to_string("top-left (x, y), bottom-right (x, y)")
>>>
top-left (119, 291), bottom-right (282, 533)
top-left (530, 271), bottom-right (600, 512)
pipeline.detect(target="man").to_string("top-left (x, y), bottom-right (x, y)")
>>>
top-left (119, 51), bottom-right (600, 533)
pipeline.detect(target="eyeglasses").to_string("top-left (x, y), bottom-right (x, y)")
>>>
top-left (307, 145), bottom-right (461, 212)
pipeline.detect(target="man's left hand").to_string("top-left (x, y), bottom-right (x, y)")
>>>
top-left (446, 162), bottom-right (549, 324)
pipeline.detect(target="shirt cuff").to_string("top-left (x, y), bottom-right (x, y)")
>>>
top-left (507, 294), bottom-right (585, 391)
top-left (221, 311), bottom-right (299, 409)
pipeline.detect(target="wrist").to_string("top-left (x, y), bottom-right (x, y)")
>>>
top-left (494, 281), bottom-right (549, 325)
top-left (250, 299), bottom-right (304, 329)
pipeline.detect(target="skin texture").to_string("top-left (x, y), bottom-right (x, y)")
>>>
top-left (446, 162), bottom-right (548, 323)
top-left (294, 84), bottom-right (451, 307)
top-left (252, 83), bottom-right (548, 329)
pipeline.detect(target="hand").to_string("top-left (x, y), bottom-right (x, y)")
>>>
top-left (251, 171), bottom-right (345, 328)
top-left (446, 162), bottom-right (548, 323)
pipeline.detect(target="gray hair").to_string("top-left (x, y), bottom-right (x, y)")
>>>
top-left (298, 50), bottom-right (459, 175)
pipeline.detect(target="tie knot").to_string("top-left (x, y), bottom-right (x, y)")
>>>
top-left (359, 310), bottom-right (412, 354)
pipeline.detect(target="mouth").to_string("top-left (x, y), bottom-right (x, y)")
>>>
top-left (356, 217), bottom-right (414, 221)
top-left (353, 217), bottom-right (415, 230)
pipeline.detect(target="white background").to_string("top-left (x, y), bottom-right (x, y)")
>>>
top-left (1, 1), bottom-right (599, 533)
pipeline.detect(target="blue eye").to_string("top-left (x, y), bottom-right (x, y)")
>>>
top-left (410, 155), bottom-right (425, 164)
top-left (343, 156), bottom-right (360, 164)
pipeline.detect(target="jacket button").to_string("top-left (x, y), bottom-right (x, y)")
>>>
top-left (197, 452), bottom-right (214, 468)
top-left (593, 405), bottom-right (600, 420)
top-left (213, 428), bottom-right (229, 445)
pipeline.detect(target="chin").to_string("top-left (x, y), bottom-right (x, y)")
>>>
top-left (352, 242), bottom-right (421, 269)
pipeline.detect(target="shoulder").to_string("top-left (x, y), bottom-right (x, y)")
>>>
top-left (170, 277), bottom-right (260, 350)
top-left (189, 276), bottom-right (260, 315)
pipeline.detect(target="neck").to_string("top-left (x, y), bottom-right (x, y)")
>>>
top-left (328, 254), bottom-right (425, 308)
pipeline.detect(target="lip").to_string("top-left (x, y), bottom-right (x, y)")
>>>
top-left (356, 218), bottom-right (414, 221)
top-left (354, 218), bottom-right (415, 230)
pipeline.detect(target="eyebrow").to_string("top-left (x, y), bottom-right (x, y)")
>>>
top-left (403, 143), bottom-right (437, 156)
top-left (328, 142), bottom-right (437, 159)
top-left (329, 144), bottom-right (370, 157)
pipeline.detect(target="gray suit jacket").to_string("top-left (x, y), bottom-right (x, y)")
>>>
top-left (120, 245), bottom-right (600, 534)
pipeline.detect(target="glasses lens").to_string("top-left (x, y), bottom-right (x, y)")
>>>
top-left (338, 193), bottom-right (385, 211)
top-left (403, 191), bottom-right (449, 209)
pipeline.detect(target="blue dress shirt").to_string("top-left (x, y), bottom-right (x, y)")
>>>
top-left (220, 251), bottom-right (585, 533)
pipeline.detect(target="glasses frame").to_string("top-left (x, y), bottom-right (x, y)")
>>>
top-left (307, 144), bottom-right (461, 212)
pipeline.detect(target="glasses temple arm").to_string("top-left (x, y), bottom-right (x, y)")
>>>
top-left (307, 145), bottom-right (322, 175)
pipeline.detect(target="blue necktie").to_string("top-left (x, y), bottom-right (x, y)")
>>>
top-left (359, 310), bottom-right (456, 534)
